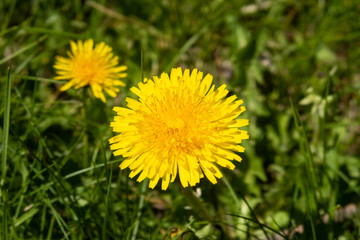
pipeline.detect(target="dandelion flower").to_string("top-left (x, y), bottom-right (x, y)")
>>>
top-left (109, 68), bottom-right (249, 190)
top-left (54, 39), bottom-right (127, 102)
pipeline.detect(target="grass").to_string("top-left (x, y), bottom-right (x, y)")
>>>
top-left (1, 68), bottom-right (11, 186)
top-left (1, 0), bottom-right (360, 239)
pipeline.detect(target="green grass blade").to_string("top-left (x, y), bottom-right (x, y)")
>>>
top-left (289, 98), bottom-right (318, 192)
top-left (14, 207), bottom-right (39, 227)
top-left (164, 26), bottom-right (208, 72)
top-left (0, 25), bottom-right (19, 37)
top-left (1, 0), bottom-right (16, 31)
top-left (64, 159), bottom-right (122, 180)
top-left (81, 88), bottom-right (89, 167)
top-left (46, 216), bottom-right (56, 240)
top-left (45, 199), bottom-right (70, 240)
top-left (289, 98), bottom-right (317, 239)
top-left (1, 67), bottom-right (11, 187)
top-left (226, 214), bottom-right (288, 239)
top-left (86, 1), bottom-right (160, 36)
top-left (2, 190), bottom-right (8, 240)
top-left (102, 162), bottom-right (113, 240)
top-left (0, 36), bottom-right (47, 66)
top-left (321, 76), bottom-right (331, 164)
top-left (0, 26), bottom-right (86, 38)
top-left (14, 75), bottom-right (66, 84)
top-left (222, 174), bottom-right (271, 240)
top-left (40, 203), bottom-right (47, 237)
top-left (221, 174), bottom-right (242, 213)
top-left (13, 185), bottom-right (29, 226)
top-left (131, 179), bottom-right (148, 240)
top-left (174, 218), bottom-right (196, 240)
top-left (9, 127), bottom-right (82, 223)
top-left (181, 187), bottom-right (213, 222)
top-left (27, 158), bottom-right (123, 197)
top-left (13, 52), bottom-right (37, 75)
top-left (22, 26), bottom-right (86, 38)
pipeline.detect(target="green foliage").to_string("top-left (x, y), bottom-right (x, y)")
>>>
top-left (1, 0), bottom-right (360, 239)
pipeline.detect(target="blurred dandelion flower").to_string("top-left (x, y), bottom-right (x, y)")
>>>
top-left (109, 67), bottom-right (249, 190)
top-left (54, 39), bottom-right (127, 102)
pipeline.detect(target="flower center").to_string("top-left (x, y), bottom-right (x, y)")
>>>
top-left (142, 106), bottom-right (206, 155)
top-left (138, 85), bottom-right (213, 156)
top-left (74, 55), bottom-right (102, 83)
top-left (167, 117), bottom-right (185, 129)
top-left (166, 118), bottom-right (187, 144)
top-left (82, 63), bottom-right (96, 79)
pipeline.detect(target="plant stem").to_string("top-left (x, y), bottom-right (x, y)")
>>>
top-left (81, 88), bottom-right (89, 167)
top-left (222, 174), bottom-right (271, 240)
top-left (131, 179), bottom-right (148, 240)
top-left (181, 187), bottom-right (213, 222)
top-left (1, 68), bottom-right (11, 189)
top-left (181, 187), bottom-right (233, 238)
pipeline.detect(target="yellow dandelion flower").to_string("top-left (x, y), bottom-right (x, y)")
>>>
top-left (54, 39), bottom-right (127, 102)
top-left (109, 67), bottom-right (249, 190)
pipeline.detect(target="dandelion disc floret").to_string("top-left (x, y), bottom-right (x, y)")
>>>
top-left (109, 68), bottom-right (249, 190)
top-left (54, 39), bottom-right (127, 102)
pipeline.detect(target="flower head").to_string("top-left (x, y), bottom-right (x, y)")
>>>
top-left (54, 39), bottom-right (127, 102)
top-left (109, 68), bottom-right (249, 190)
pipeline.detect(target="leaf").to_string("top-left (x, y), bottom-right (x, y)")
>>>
top-left (316, 45), bottom-right (337, 63)
top-left (14, 207), bottom-right (39, 227)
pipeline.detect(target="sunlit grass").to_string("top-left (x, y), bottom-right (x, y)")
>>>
top-left (1, 0), bottom-right (360, 239)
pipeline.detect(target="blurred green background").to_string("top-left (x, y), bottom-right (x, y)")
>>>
top-left (1, 0), bottom-right (360, 239)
